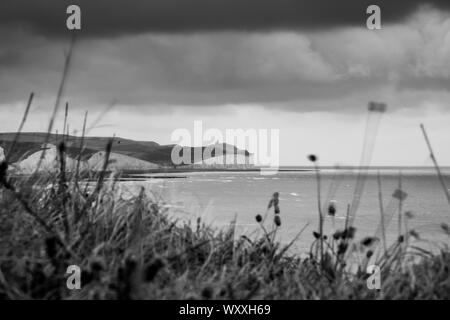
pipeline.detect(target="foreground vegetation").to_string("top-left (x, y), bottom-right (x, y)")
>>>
top-left (1, 39), bottom-right (449, 299)
top-left (1, 143), bottom-right (450, 300)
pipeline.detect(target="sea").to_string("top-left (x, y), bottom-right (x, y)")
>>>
top-left (114, 167), bottom-right (450, 254)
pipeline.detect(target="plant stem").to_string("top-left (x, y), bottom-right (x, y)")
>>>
top-left (377, 171), bottom-right (387, 253)
top-left (420, 124), bottom-right (450, 209)
top-left (313, 162), bottom-right (324, 265)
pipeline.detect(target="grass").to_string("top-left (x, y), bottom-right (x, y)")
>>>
top-left (1, 146), bottom-right (450, 299)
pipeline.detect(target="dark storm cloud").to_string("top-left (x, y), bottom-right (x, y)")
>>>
top-left (0, 0), bottom-right (450, 36)
top-left (0, 2), bottom-right (449, 112)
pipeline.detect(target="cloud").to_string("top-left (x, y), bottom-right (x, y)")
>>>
top-left (0, 0), bottom-right (450, 37)
top-left (0, 7), bottom-right (449, 113)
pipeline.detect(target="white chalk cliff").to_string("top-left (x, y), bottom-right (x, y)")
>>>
top-left (87, 152), bottom-right (159, 171)
top-left (16, 144), bottom-right (81, 174)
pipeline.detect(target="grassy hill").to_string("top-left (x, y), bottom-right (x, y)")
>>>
top-left (0, 132), bottom-right (250, 166)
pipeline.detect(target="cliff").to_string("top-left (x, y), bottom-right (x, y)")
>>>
top-left (0, 133), bottom-right (252, 173)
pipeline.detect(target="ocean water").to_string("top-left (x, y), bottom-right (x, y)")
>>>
top-left (116, 168), bottom-right (450, 253)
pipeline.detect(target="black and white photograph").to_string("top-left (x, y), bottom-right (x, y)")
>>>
top-left (1, 0), bottom-right (450, 305)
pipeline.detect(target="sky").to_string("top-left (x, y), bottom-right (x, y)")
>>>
top-left (1, 0), bottom-right (450, 166)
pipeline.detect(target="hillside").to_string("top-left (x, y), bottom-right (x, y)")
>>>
top-left (0, 132), bottom-right (251, 169)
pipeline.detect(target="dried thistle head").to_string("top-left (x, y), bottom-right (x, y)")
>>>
top-left (368, 102), bottom-right (387, 113)
top-left (337, 243), bottom-right (348, 255)
top-left (333, 230), bottom-right (343, 240)
top-left (392, 189), bottom-right (408, 201)
top-left (255, 214), bottom-right (262, 223)
top-left (274, 205), bottom-right (280, 214)
top-left (268, 192), bottom-right (280, 211)
top-left (274, 215), bottom-right (281, 227)
top-left (328, 202), bottom-right (337, 216)
top-left (308, 154), bottom-right (318, 162)
top-left (346, 226), bottom-right (356, 239)
top-left (361, 236), bottom-right (378, 247)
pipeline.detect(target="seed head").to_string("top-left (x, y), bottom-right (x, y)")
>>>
top-left (361, 237), bottom-right (378, 247)
top-left (337, 243), bottom-right (348, 255)
top-left (255, 214), bottom-right (263, 223)
top-left (333, 230), bottom-right (343, 240)
top-left (308, 154), bottom-right (318, 162)
top-left (409, 230), bottom-right (420, 239)
top-left (274, 215), bottom-right (281, 227)
top-left (328, 203), bottom-right (336, 216)
top-left (345, 226), bottom-right (356, 239)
